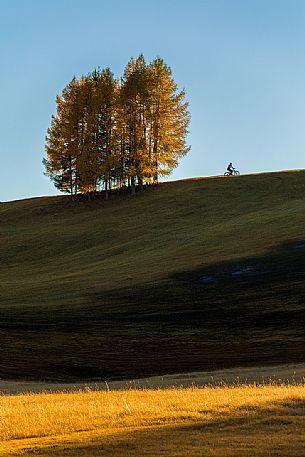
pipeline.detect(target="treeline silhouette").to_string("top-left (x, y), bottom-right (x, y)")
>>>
top-left (44, 54), bottom-right (190, 198)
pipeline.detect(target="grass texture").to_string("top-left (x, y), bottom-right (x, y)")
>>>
top-left (2, 384), bottom-right (305, 456)
top-left (2, 170), bottom-right (305, 380)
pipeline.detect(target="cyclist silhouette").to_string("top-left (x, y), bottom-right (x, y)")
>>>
top-left (227, 162), bottom-right (235, 175)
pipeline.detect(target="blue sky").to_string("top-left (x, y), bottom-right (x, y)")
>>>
top-left (1, 0), bottom-right (305, 201)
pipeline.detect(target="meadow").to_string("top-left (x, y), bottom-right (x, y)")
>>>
top-left (2, 170), bottom-right (305, 380)
top-left (2, 381), bottom-right (305, 456)
top-left (2, 171), bottom-right (305, 455)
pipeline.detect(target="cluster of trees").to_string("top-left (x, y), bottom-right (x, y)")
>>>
top-left (44, 54), bottom-right (190, 197)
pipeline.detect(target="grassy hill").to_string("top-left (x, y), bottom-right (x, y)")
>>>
top-left (2, 170), bottom-right (305, 381)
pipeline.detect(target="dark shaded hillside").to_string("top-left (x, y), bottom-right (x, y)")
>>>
top-left (2, 171), bottom-right (305, 380)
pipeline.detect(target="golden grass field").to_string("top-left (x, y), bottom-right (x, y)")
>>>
top-left (2, 381), bottom-right (305, 456)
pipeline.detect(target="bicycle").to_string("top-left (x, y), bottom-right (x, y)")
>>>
top-left (224, 169), bottom-right (240, 176)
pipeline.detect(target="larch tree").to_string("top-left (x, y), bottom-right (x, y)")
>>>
top-left (44, 55), bottom-right (191, 198)
top-left (44, 78), bottom-right (82, 195)
top-left (87, 68), bottom-right (118, 196)
top-left (119, 55), bottom-right (148, 192)
top-left (147, 57), bottom-right (191, 182)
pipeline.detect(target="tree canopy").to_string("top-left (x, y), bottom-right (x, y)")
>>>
top-left (44, 55), bottom-right (191, 197)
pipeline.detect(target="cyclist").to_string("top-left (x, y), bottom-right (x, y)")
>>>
top-left (227, 162), bottom-right (235, 175)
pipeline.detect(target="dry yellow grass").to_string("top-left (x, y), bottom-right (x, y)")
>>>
top-left (0, 362), bottom-right (304, 394)
top-left (2, 384), bottom-right (305, 456)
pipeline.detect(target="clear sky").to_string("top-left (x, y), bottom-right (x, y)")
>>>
top-left (1, 0), bottom-right (305, 201)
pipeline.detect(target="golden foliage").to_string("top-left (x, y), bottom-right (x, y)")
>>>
top-left (44, 55), bottom-right (191, 196)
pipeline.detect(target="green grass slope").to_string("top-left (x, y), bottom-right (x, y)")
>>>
top-left (2, 170), bottom-right (305, 380)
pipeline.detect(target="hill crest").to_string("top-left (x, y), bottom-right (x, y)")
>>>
top-left (1, 169), bottom-right (305, 380)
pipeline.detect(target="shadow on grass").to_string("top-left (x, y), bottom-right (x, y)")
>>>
top-left (1, 239), bottom-right (305, 381)
top-left (174, 238), bottom-right (305, 285)
top-left (23, 397), bottom-right (305, 457)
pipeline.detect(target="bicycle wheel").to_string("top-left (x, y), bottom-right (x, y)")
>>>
top-left (233, 170), bottom-right (240, 175)
top-left (224, 172), bottom-right (230, 176)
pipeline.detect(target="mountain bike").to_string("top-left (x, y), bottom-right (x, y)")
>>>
top-left (224, 169), bottom-right (240, 176)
